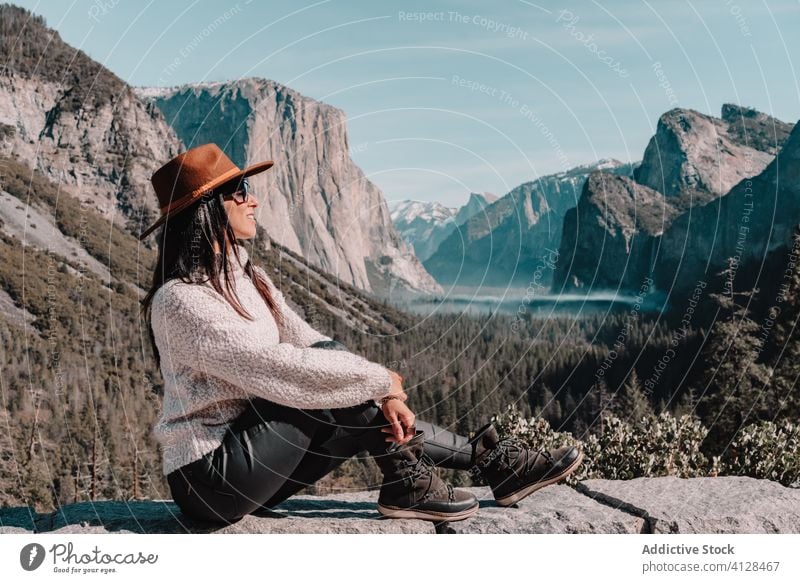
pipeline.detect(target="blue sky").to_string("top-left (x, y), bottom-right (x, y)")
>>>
top-left (13, 0), bottom-right (800, 208)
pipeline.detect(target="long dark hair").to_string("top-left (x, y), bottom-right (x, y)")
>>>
top-left (140, 190), bottom-right (284, 369)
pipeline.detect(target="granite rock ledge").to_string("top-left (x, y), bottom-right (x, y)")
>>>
top-left (1, 478), bottom-right (798, 535)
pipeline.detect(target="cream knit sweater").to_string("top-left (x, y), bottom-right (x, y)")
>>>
top-left (150, 243), bottom-right (393, 476)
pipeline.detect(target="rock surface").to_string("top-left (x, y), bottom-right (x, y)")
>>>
top-left (2, 478), bottom-right (797, 534)
top-left (0, 189), bottom-right (111, 281)
top-left (576, 476), bottom-right (800, 533)
top-left (436, 486), bottom-right (644, 534)
top-left (135, 80), bottom-right (442, 298)
top-left (721, 103), bottom-right (793, 156)
top-left (634, 105), bottom-right (786, 199)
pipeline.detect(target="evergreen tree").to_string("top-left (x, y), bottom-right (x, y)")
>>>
top-left (614, 369), bottom-right (653, 423)
top-left (695, 260), bottom-right (773, 454)
top-left (765, 224), bottom-right (800, 421)
top-left (674, 386), bottom-right (699, 419)
top-left (589, 378), bottom-right (613, 435)
top-left (769, 225), bottom-right (800, 351)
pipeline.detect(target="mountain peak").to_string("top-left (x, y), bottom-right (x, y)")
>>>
top-left (468, 191), bottom-right (498, 203)
top-left (634, 105), bottom-right (788, 198)
top-left (456, 192), bottom-right (496, 224)
top-left (720, 103), bottom-right (793, 155)
top-left (135, 77), bottom-right (347, 118)
top-left (390, 200), bottom-right (456, 224)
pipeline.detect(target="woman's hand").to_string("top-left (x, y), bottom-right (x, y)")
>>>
top-left (380, 398), bottom-right (416, 445)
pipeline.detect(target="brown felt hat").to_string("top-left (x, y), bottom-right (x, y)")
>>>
top-left (138, 143), bottom-right (274, 240)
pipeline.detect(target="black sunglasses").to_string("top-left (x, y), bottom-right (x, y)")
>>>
top-left (213, 177), bottom-right (252, 203)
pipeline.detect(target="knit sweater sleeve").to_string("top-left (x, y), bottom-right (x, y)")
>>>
top-left (152, 281), bottom-right (394, 409)
top-left (253, 266), bottom-right (332, 348)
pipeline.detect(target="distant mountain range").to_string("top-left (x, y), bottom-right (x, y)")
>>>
top-left (419, 159), bottom-right (637, 287)
top-left (389, 192), bottom-right (498, 262)
top-left (388, 103), bottom-right (798, 301)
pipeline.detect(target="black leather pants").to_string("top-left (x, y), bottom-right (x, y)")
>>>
top-left (166, 392), bottom-right (475, 525)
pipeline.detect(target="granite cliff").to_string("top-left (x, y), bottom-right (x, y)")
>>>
top-left (554, 172), bottom-right (681, 293)
top-left (553, 105), bottom-right (795, 295)
top-left (0, 4), bottom-right (440, 298)
top-left (656, 119), bottom-right (800, 295)
top-left (634, 105), bottom-right (782, 199)
top-left (135, 80), bottom-right (442, 297)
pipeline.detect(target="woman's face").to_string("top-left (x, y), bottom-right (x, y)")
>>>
top-left (222, 179), bottom-right (259, 240)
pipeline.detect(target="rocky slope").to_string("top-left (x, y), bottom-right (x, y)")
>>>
top-left (424, 160), bottom-right (636, 287)
top-left (656, 119), bottom-right (800, 295)
top-left (0, 4), bottom-right (183, 233)
top-left (135, 80), bottom-right (442, 297)
top-left (2, 477), bottom-right (797, 534)
top-left (390, 192), bottom-right (497, 262)
top-left (554, 172), bottom-right (682, 292)
top-left (0, 151), bottom-right (415, 340)
top-left (453, 190), bottom-right (499, 226)
top-left (634, 105), bottom-right (781, 199)
top-left (553, 105), bottom-right (795, 295)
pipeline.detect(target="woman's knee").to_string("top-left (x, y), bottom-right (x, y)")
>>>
top-left (231, 410), bottom-right (342, 511)
top-left (168, 466), bottom-right (243, 526)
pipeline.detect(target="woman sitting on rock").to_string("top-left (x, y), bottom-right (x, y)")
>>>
top-left (139, 143), bottom-right (584, 526)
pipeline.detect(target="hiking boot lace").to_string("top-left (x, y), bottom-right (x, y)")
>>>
top-left (402, 453), bottom-right (455, 502)
top-left (480, 437), bottom-right (554, 478)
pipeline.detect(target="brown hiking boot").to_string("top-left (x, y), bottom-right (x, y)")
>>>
top-left (469, 423), bottom-right (583, 506)
top-left (375, 430), bottom-right (479, 522)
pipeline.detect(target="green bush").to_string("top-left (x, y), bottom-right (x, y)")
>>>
top-left (723, 421), bottom-right (800, 487)
top-left (580, 413), bottom-right (717, 481)
top-left (490, 405), bottom-right (800, 487)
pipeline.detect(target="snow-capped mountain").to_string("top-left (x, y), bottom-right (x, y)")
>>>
top-left (390, 192), bottom-right (497, 262)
